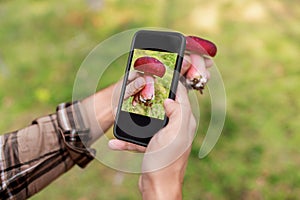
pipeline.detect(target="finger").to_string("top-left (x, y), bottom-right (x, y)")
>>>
top-left (204, 57), bottom-right (214, 68)
top-left (175, 82), bottom-right (190, 105)
top-left (205, 70), bottom-right (211, 80)
top-left (181, 54), bottom-right (191, 75)
top-left (127, 71), bottom-right (141, 82)
top-left (108, 139), bottom-right (146, 152)
top-left (183, 55), bottom-right (212, 74)
top-left (113, 107), bottom-right (118, 118)
top-left (132, 93), bottom-right (139, 107)
top-left (186, 54), bottom-right (207, 81)
top-left (163, 99), bottom-right (181, 120)
top-left (124, 77), bottom-right (146, 100)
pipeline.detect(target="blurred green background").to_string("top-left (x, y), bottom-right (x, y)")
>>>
top-left (0, 0), bottom-right (299, 199)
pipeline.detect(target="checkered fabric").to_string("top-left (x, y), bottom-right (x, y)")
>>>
top-left (0, 101), bottom-right (94, 199)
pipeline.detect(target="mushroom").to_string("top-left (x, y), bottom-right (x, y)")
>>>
top-left (185, 36), bottom-right (217, 93)
top-left (132, 56), bottom-right (166, 106)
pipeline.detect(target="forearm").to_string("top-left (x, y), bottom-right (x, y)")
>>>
top-left (0, 88), bottom-right (116, 199)
top-left (0, 82), bottom-right (118, 199)
top-left (0, 114), bottom-right (75, 199)
top-left (81, 83), bottom-right (117, 145)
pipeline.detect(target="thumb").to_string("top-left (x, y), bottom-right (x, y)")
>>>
top-left (124, 77), bottom-right (146, 100)
top-left (164, 99), bottom-right (180, 120)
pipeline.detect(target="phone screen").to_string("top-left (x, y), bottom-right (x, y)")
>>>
top-left (121, 48), bottom-right (178, 120)
top-left (114, 30), bottom-right (185, 146)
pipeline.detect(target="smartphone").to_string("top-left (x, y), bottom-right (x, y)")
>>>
top-left (113, 30), bottom-right (186, 146)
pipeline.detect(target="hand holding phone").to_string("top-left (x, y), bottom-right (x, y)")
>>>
top-left (114, 30), bottom-right (186, 146)
top-left (110, 32), bottom-right (217, 198)
top-left (113, 30), bottom-right (217, 147)
top-left (110, 83), bottom-right (196, 198)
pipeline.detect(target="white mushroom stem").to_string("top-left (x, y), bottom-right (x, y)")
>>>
top-left (186, 54), bottom-right (208, 88)
top-left (139, 75), bottom-right (155, 102)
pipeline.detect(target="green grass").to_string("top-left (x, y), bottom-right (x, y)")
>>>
top-left (0, 0), bottom-right (300, 199)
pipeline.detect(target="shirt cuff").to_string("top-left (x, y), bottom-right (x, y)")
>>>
top-left (56, 101), bottom-right (96, 168)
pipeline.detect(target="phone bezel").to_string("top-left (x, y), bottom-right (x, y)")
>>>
top-left (113, 30), bottom-right (186, 147)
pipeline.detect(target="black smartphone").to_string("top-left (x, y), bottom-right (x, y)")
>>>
top-left (113, 30), bottom-right (186, 146)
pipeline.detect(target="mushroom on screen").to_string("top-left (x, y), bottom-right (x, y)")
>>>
top-left (132, 56), bottom-right (166, 106)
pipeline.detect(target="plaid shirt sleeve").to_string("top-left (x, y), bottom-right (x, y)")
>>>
top-left (0, 102), bottom-right (95, 200)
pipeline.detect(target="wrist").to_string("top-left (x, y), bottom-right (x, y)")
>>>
top-left (140, 172), bottom-right (183, 200)
top-left (81, 83), bottom-right (118, 144)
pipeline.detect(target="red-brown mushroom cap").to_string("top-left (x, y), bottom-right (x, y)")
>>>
top-left (186, 36), bottom-right (217, 57)
top-left (134, 56), bottom-right (166, 78)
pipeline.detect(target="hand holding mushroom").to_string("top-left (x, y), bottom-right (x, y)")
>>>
top-left (131, 56), bottom-right (166, 106)
top-left (126, 35), bottom-right (217, 106)
top-left (182, 36), bottom-right (217, 93)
